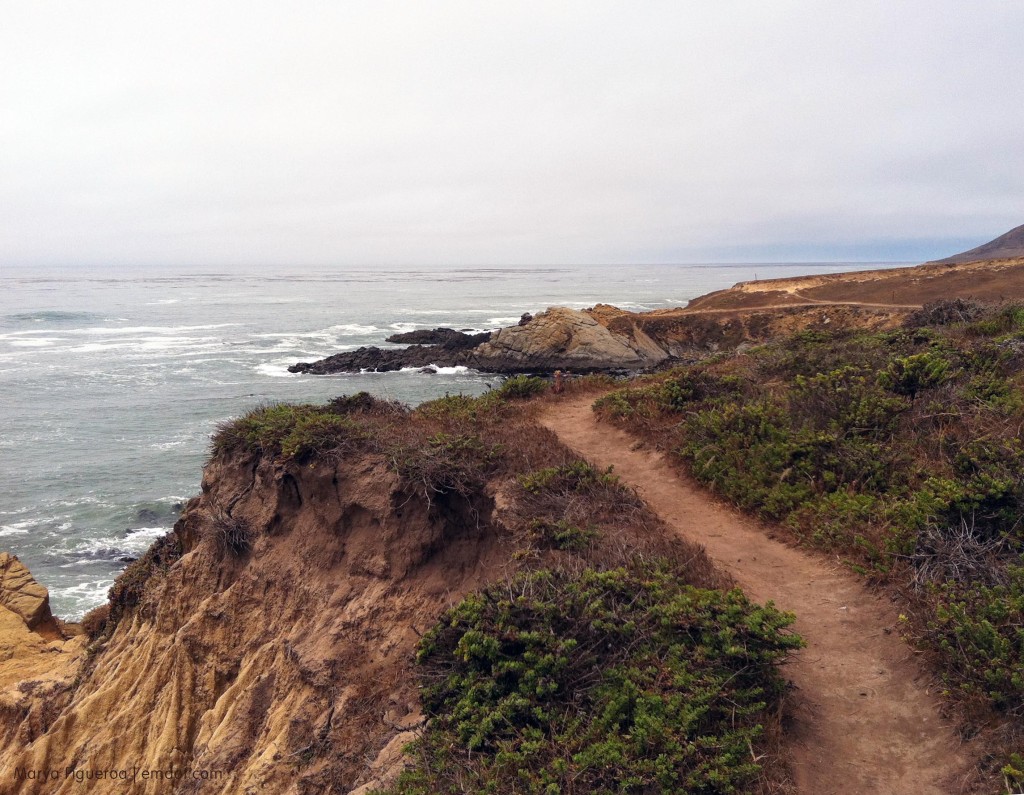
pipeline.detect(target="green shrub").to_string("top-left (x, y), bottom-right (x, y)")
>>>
top-left (877, 351), bottom-right (953, 400)
top-left (518, 460), bottom-right (618, 495)
top-left (967, 304), bottom-right (1024, 337)
top-left (786, 491), bottom-right (880, 552)
top-left (496, 374), bottom-right (549, 400)
top-left (279, 412), bottom-right (362, 461)
top-left (417, 393), bottom-right (496, 422)
top-left (923, 565), bottom-right (1024, 715)
top-left (593, 387), bottom-right (655, 420)
top-left (1002, 753), bottom-right (1024, 793)
top-left (526, 518), bottom-right (598, 551)
top-left (211, 402), bottom-right (365, 460)
top-left (328, 391), bottom-right (406, 415)
top-left (388, 565), bottom-right (802, 795)
top-left (659, 370), bottom-right (746, 411)
top-left (791, 366), bottom-right (907, 433)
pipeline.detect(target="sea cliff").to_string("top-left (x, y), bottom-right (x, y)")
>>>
top-left (0, 390), bottom-right (797, 794)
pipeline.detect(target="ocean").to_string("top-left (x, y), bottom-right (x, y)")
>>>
top-left (0, 261), bottom-right (906, 619)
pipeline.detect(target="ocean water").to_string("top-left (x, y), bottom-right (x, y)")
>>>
top-left (0, 261), bottom-right (906, 618)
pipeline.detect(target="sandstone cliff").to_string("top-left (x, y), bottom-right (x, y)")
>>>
top-left (0, 449), bottom-right (499, 794)
top-left (0, 397), bottom-right (724, 795)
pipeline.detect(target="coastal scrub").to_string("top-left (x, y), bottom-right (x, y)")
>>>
top-left (594, 300), bottom-right (1024, 776)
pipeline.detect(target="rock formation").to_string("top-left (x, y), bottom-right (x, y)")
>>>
top-left (467, 306), bottom-right (668, 372)
top-left (0, 555), bottom-right (85, 775)
top-left (0, 553), bottom-right (55, 632)
top-left (290, 306), bottom-right (671, 375)
top-left (384, 328), bottom-right (490, 347)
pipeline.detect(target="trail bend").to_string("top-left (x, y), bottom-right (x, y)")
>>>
top-left (539, 396), bottom-right (975, 795)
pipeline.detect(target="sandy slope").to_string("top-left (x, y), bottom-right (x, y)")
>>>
top-left (540, 396), bottom-right (978, 795)
top-left (683, 258), bottom-right (1024, 312)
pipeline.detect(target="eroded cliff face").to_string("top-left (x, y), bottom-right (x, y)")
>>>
top-left (0, 448), bottom-right (506, 795)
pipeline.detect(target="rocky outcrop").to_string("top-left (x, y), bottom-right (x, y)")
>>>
top-left (291, 329), bottom-right (492, 374)
top-left (291, 307), bottom-right (671, 375)
top-left (467, 307), bottom-right (669, 372)
top-left (0, 553), bottom-right (54, 632)
top-left (0, 555), bottom-right (85, 763)
top-left (290, 344), bottom-right (446, 373)
top-left (385, 328), bottom-right (490, 348)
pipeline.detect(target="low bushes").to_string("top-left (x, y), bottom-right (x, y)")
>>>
top-left (387, 564), bottom-right (801, 795)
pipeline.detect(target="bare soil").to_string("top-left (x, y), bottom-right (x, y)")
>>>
top-left (682, 258), bottom-right (1024, 312)
top-left (539, 396), bottom-right (980, 795)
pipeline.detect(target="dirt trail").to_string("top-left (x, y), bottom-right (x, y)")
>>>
top-left (679, 297), bottom-right (923, 314)
top-left (539, 397), bottom-right (975, 795)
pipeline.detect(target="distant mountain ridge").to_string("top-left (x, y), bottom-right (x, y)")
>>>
top-left (928, 222), bottom-right (1024, 265)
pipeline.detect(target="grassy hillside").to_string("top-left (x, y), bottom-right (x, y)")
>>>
top-left (595, 300), bottom-right (1024, 785)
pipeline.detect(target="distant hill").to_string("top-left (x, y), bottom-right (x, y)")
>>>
top-left (928, 222), bottom-right (1024, 265)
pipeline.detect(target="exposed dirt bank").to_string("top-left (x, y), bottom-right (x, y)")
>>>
top-left (0, 449), bottom-right (506, 794)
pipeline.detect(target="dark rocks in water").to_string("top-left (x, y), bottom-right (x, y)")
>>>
top-left (385, 328), bottom-right (491, 349)
top-left (291, 328), bottom-right (497, 374)
top-left (135, 508), bottom-right (159, 524)
top-left (419, 367), bottom-right (438, 374)
top-left (289, 345), bottom-right (454, 374)
top-left (518, 312), bottom-right (533, 326)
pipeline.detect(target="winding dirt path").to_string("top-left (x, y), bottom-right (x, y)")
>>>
top-left (679, 297), bottom-right (923, 314)
top-left (539, 396), bottom-right (976, 795)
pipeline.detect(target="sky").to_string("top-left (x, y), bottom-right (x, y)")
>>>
top-left (1, 1), bottom-right (1022, 267)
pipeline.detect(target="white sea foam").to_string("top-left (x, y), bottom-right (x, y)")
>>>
top-left (331, 323), bottom-right (379, 335)
top-left (59, 580), bottom-right (113, 618)
top-left (397, 308), bottom-right (516, 315)
top-left (425, 365), bottom-right (474, 375)
top-left (6, 338), bottom-right (61, 347)
top-left (358, 364), bottom-right (477, 375)
top-left (0, 521), bottom-right (32, 536)
top-left (123, 526), bottom-right (169, 549)
top-left (256, 360), bottom-right (301, 378)
top-left (67, 526), bottom-right (168, 560)
top-left (151, 434), bottom-right (193, 450)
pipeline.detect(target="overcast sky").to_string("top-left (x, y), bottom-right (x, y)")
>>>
top-left (1, 2), bottom-right (1022, 266)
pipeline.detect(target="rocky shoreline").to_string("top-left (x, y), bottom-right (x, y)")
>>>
top-left (289, 305), bottom-right (672, 375)
top-left (289, 254), bottom-right (1024, 379)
